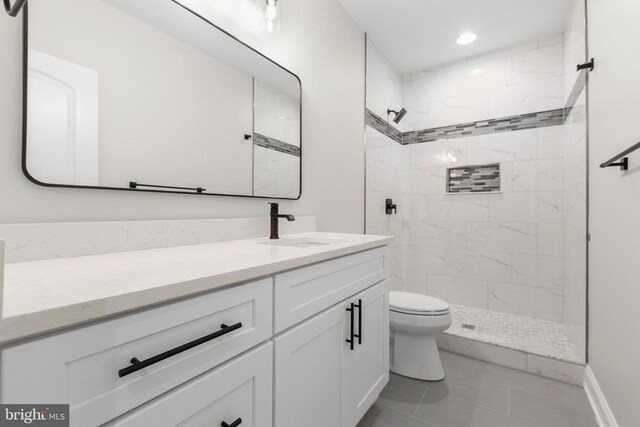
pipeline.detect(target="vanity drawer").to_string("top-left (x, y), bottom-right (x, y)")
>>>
top-left (1, 278), bottom-right (272, 427)
top-left (106, 342), bottom-right (273, 427)
top-left (274, 247), bottom-right (388, 333)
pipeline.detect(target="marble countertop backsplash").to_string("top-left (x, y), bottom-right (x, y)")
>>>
top-left (0, 225), bottom-right (392, 346)
top-left (0, 216), bottom-right (317, 263)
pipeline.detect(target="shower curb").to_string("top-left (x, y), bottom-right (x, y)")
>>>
top-left (436, 333), bottom-right (585, 386)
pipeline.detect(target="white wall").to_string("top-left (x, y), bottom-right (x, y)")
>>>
top-left (0, 0), bottom-right (365, 233)
top-left (587, 0), bottom-right (640, 424)
top-left (403, 36), bottom-right (565, 132)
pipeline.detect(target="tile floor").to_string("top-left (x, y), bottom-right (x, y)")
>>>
top-left (358, 351), bottom-right (598, 427)
top-left (448, 305), bottom-right (581, 363)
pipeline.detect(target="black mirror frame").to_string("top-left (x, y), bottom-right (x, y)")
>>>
top-left (4, 0), bottom-right (27, 17)
top-left (21, 0), bottom-right (302, 200)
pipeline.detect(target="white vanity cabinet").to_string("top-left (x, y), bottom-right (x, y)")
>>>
top-left (347, 280), bottom-right (390, 425)
top-left (0, 244), bottom-right (390, 427)
top-left (1, 278), bottom-right (274, 427)
top-left (273, 280), bottom-right (389, 427)
top-left (106, 343), bottom-right (273, 427)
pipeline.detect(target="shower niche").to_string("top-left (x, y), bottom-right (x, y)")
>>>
top-left (446, 164), bottom-right (501, 194)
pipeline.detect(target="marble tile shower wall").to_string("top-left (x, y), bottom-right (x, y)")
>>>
top-left (401, 126), bottom-right (566, 322)
top-left (396, 36), bottom-right (568, 323)
top-left (254, 79), bottom-right (300, 148)
top-left (366, 37), bottom-right (404, 131)
top-left (253, 145), bottom-right (300, 198)
top-left (252, 79), bottom-right (300, 198)
top-left (366, 126), bottom-right (406, 288)
top-left (402, 36), bottom-right (565, 132)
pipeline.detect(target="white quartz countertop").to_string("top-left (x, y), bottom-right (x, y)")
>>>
top-left (0, 232), bottom-right (393, 345)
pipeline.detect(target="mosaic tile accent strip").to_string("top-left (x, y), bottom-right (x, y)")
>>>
top-left (254, 133), bottom-right (300, 157)
top-left (403, 109), bottom-right (565, 145)
top-left (447, 163), bottom-right (500, 193)
top-left (447, 304), bottom-right (581, 362)
top-left (366, 108), bottom-right (403, 143)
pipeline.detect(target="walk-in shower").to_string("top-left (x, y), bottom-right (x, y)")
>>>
top-left (364, 0), bottom-right (588, 371)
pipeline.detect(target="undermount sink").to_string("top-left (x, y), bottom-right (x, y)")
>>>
top-left (260, 237), bottom-right (342, 248)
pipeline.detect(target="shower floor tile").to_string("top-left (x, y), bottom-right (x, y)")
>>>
top-left (445, 305), bottom-right (582, 363)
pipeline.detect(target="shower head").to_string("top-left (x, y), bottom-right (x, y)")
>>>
top-left (387, 108), bottom-right (408, 124)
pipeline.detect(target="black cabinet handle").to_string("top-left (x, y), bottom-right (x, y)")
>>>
top-left (345, 303), bottom-right (355, 351)
top-left (118, 322), bottom-right (242, 378)
top-left (221, 418), bottom-right (242, 427)
top-left (354, 299), bottom-right (362, 345)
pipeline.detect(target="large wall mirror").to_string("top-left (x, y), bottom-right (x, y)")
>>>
top-left (23, 0), bottom-right (302, 199)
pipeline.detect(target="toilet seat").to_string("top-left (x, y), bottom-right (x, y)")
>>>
top-left (390, 291), bottom-right (450, 316)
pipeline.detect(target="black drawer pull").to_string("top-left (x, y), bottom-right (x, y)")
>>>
top-left (221, 418), bottom-right (242, 427)
top-left (346, 303), bottom-right (355, 351)
top-left (118, 322), bottom-right (242, 378)
top-left (354, 299), bottom-right (362, 345)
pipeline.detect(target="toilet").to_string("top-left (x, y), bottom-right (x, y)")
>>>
top-left (389, 291), bottom-right (452, 381)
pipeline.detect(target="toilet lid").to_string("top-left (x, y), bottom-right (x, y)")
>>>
top-left (389, 291), bottom-right (449, 314)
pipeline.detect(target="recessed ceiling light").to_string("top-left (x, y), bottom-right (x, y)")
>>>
top-left (469, 68), bottom-right (483, 76)
top-left (457, 32), bottom-right (477, 45)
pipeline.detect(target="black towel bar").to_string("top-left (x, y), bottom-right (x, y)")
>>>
top-left (600, 141), bottom-right (640, 171)
top-left (129, 182), bottom-right (206, 193)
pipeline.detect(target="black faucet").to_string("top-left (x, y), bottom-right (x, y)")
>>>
top-left (269, 202), bottom-right (295, 240)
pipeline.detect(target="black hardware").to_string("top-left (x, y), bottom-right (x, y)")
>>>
top-left (577, 58), bottom-right (595, 72)
top-left (117, 322), bottom-right (242, 378)
top-left (387, 108), bottom-right (407, 124)
top-left (129, 182), bottom-right (206, 193)
top-left (4, 0), bottom-right (27, 17)
top-left (385, 198), bottom-right (397, 215)
top-left (346, 303), bottom-right (355, 351)
top-left (353, 299), bottom-right (362, 345)
top-left (269, 202), bottom-right (295, 240)
top-left (244, 134), bottom-right (252, 140)
top-left (601, 157), bottom-right (628, 170)
top-left (221, 418), bottom-right (242, 427)
top-left (600, 141), bottom-right (640, 171)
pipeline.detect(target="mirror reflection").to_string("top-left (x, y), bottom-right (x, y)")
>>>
top-left (25, 0), bottom-right (301, 198)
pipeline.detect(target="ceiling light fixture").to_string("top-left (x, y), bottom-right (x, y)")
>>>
top-left (469, 68), bottom-right (483, 76)
top-left (456, 32), bottom-right (477, 46)
top-left (263, 0), bottom-right (281, 33)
